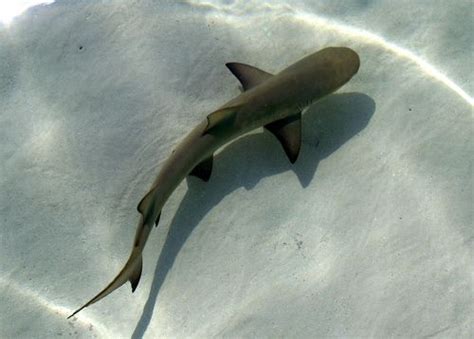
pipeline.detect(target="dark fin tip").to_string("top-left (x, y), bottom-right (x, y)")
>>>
top-left (265, 113), bottom-right (302, 164)
top-left (225, 62), bottom-right (273, 91)
top-left (190, 156), bottom-right (213, 182)
top-left (289, 153), bottom-right (299, 164)
top-left (129, 256), bottom-right (143, 292)
top-left (155, 212), bottom-right (161, 227)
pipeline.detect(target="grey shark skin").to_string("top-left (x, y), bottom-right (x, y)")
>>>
top-left (68, 47), bottom-right (360, 318)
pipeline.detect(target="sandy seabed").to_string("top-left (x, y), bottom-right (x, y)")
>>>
top-left (0, 0), bottom-right (472, 338)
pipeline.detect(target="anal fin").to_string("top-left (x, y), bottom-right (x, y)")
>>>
top-left (190, 156), bottom-right (213, 182)
top-left (265, 112), bottom-right (302, 164)
top-left (129, 255), bottom-right (143, 292)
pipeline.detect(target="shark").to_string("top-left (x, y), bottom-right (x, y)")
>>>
top-left (68, 46), bottom-right (360, 318)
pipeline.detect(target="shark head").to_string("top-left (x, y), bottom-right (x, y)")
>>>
top-left (319, 47), bottom-right (360, 89)
top-left (281, 47), bottom-right (360, 109)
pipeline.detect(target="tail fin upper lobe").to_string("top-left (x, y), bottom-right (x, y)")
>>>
top-left (68, 250), bottom-right (143, 319)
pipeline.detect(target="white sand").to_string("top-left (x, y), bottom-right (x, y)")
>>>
top-left (0, 0), bottom-right (472, 337)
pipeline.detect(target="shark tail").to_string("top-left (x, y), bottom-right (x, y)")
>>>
top-left (68, 248), bottom-right (143, 319)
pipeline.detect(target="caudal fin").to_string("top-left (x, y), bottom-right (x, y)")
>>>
top-left (68, 251), bottom-right (143, 319)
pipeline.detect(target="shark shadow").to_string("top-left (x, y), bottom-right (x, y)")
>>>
top-left (132, 92), bottom-right (375, 338)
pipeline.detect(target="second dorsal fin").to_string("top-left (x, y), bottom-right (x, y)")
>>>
top-left (225, 62), bottom-right (273, 91)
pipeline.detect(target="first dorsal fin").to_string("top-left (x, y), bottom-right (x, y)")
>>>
top-left (265, 112), bottom-right (302, 164)
top-left (225, 62), bottom-right (273, 91)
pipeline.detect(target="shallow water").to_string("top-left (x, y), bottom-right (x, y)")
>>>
top-left (0, 1), bottom-right (472, 338)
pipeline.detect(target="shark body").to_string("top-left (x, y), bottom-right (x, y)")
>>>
top-left (69, 47), bottom-right (360, 318)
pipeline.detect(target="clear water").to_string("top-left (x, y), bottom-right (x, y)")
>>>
top-left (1, 1), bottom-right (472, 338)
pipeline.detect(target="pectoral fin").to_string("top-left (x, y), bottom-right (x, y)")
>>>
top-left (204, 106), bottom-right (239, 135)
top-left (190, 155), bottom-right (213, 182)
top-left (226, 62), bottom-right (273, 91)
top-left (265, 112), bottom-right (302, 163)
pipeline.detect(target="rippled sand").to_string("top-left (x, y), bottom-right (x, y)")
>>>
top-left (0, 1), bottom-right (472, 338)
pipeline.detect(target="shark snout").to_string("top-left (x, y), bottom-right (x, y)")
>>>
top-left (333, 47), bottom-right (360, 87)
top-left (345, 47), bottom-right (360, 76)
top-left (332, 46), bottom-right (360, 78)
